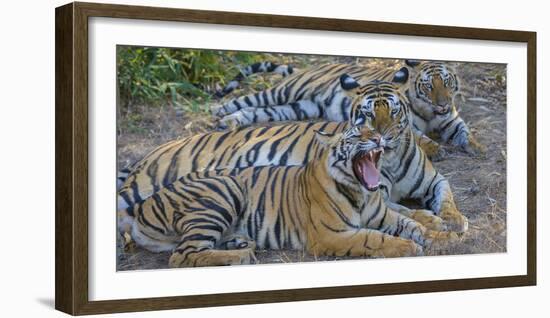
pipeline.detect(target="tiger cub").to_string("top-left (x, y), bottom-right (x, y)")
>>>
top-left (119, 81), bottom-right (468, 233)
top-left (213, 61), bottom-right (484, 157)
top-left (404, 60), bottom-right (485, 155)
top-left (118, 127), bottom-right (456, 267)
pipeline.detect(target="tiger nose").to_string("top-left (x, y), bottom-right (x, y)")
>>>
top-left (369, 133), bottom-right (383, 146)
top-left (436, 100), bottom-right (450, 107)
top-left (435, 95), bottom-right (451, 107)
top-left (435, 101), bottom-right (451, 113)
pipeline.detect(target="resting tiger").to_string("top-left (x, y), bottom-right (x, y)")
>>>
top-left (118, 127), bottom-right (456, 267)
top-left (212, 61), bottom-right (484, 157)
top-left (404, 60), bottom-right (485, 155)
top-left (119, 80), bottom-right (468, 232)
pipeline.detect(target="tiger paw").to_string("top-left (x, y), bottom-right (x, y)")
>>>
top-left (123, 232), bottom-right (136, 253)
top-left (462, 136), bottom-right (486, 157)
top-left (424, 230), bottom-right (460, 248)
top-left (210, 104), bottom-right (227, 118)
top-left (430, 146), bottom-right (447, 162)
top-left (410, 209), bottom-right (447, 231)
top-left (440, 209), bottom-right (468, 233)
top-left (169, 248), bottom-right (257, 268)
top-left (215, 247), bottom-right (257, 265)
top-left (375, 238), bottom-right (423, 258)
top-left (219, 234), bottom-right (256, 250)
top-left (421, 140), bottom-right (446, 162)
top-left (216, 116), bottom-right (239, 130)
top-left (237, 247), bottom-right (259, 265)
top-left (217, 113), bottom-right (249, 130)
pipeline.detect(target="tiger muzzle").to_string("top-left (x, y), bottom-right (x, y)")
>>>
top-left (434, 104), bottom-right (451, 115)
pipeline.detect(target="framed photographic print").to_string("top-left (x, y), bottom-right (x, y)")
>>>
top-left (55, 2), bottom-right (537, 315)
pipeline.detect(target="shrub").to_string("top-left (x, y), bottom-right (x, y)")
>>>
top-left (117, 46), bottom-right (269, 113)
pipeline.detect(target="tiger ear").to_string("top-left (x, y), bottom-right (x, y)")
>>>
top-left (392, 67), bottom-right (409, 85)
top-left (314, 130), bottom-right (337, 146)
top-left (340, 74), bottom-right (361, 97)
top-left (405, 59), bottom-right (421, 68)
top-left (392, 67), bottom-right (410, 95)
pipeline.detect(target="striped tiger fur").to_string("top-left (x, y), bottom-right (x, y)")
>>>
top-left (405, 60), bottom-right (485, 155)
top-left (118, 126), bottom-right (457, 267)
top-left (212, 61), bottom-right (484, 158)
top-left (211, 63), bottom-right (406, 128)
top-left (118, 81), bottom-right (468, 232)
top-left (117, 167), bottom-right (132, 190)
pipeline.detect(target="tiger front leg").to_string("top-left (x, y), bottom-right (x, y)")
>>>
top-left (437, 115), bottom-right (486, 156)
top-left (413, 129), bottom-right (446, 162)
top-left (422, 176), bottom-right (468, 233)
top-left (311, 228), bottom-right (423, 258)
top-left (384, 201), bottom-right (447, 232)
top-left (366, 206), bottom-right (457, 248)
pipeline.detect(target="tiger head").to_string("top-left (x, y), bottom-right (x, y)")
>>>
top-left (339, 75), bottom-right (412, 153)
top-left (315, 126), bottom-right (384, 192)
top-left (406, 60), bottom-right (460, 116)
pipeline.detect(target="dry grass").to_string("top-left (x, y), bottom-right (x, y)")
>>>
top-left (116, 56), bottom-right (506, 271)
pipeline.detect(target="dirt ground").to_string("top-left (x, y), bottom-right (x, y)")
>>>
top-left (116, 56), bottom-right (507, 271)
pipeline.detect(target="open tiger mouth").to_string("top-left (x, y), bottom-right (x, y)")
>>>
top-left (434, 105), bottom-right (450, 115)
top-left (352, 148), bottom-right (384, 191)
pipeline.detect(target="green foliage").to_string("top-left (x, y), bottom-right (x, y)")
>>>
top-left (117, 46), bottom-right (268, 113)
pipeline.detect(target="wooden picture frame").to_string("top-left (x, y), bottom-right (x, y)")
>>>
top-left (55, 1), bottom-right (537, 315)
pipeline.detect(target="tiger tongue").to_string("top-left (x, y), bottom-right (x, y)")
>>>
top-left (360, 158), bottom-right (380, 190)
